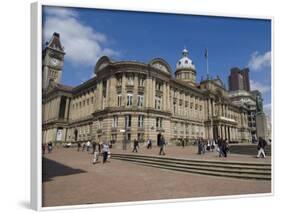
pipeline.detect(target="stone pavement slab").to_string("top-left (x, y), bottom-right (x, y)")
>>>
top-left (42, 147), bottom-right (271, 207)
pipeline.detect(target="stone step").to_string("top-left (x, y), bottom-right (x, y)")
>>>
top-left (111, 154), bottom-right (271, 180)
top-left (112, 156), bottom-right (271, 175)
top-left (229, 145), bottom-right (271, 156)
top-left (112, 155), bottom-right (271, 171)
top-left (111, 153), bottom-right (271, 167)
top-left (135, 162), bottom-right (271, 181)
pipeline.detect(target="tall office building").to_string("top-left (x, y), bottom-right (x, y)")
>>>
top-left (228, 67), bottom-right (250, 91)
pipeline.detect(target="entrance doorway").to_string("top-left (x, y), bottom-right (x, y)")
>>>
top-left (157, 133), bottom-right (162, 146)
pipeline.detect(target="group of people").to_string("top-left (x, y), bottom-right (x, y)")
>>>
top-left (43, 134), bottom-right (269, 163)
top-left (42, 142), bottom-right (53, 154)
top-left (196, 137), bottom-right (229, 157)
top-left (131, 136), bottom-right (166, 155)
top-left (76, 140), bottom-right (111, 164)
top-left (197, 138), bottom-right (216, 154)
top-left (216, 137), bottom-right (230, 158)
top-left (77, 141), bottom-right (92, 152)
top-left (91, 141), bottom-right (111, 164)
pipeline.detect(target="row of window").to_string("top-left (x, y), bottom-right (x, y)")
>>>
top-left (116, 75), bottom-right (146, 87)
top-left (111, 115), bottom-right (163, 129)
top-left (111, 132), bottom-right (145, 142)
top-left (72, 97), bottom-right (94, 109)
top-left (117, 94), bottom-right (145, 107)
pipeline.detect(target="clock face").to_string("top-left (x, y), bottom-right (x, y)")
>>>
top-left (50, 58), bottom-right (59, 66)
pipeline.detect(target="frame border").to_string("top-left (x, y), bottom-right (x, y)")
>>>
top-left (31, 0), bottom-right (274, 210)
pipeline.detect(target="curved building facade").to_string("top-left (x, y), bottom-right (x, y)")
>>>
top-left (42, 33), bottom-right (251, 146)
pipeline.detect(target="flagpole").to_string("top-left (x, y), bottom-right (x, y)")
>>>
top-left (206, 48), bottom-right (209, 79)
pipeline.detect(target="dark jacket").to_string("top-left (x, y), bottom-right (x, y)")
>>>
top-left (159, 138), bottom-right (165, 147)
top-left (258, 139), bottom-right (267, 149)
top-left (133, 140), bottom-right (139, 147)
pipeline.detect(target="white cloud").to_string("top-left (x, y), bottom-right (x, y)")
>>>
top-left (250, 80), bottom-right (270, 94)
top-left (43, 7), bottom-right (119, 67)
top-left (248, 51), bottom-right (271, 71)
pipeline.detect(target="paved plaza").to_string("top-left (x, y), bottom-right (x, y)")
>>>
top-left (42, 145), bottom-right (271, 207)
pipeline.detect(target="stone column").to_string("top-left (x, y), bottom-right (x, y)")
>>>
top-left (221, 125), bottom-right (224, 139)
top-left (121, 74), bottom-right (126, 107)
top-left (211, 100), bottom-right (214, 116)
top-left (64, 98), bottom-right (69, 119)
top-left (144, 77), bottom-right (150, 108)
top-left (109, 77), bottom-right (116, 107)
top-left (56, 98), bottom-right (61, 119)
top-left (133, 75), bottom-right (138, 106)
top-left (163, 82), bottom-right (167, 111)
top-left (183, 92), bottom-right (186, 117)
top-left (151, 78), bottom-right (156, 108)
top-left (167, 84), bottom-right (170, 111)
top-left (225, 126), bottom-right (227, 140)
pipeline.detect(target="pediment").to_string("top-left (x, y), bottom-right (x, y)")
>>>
top-left (149, 58), bottom-right (172, 74)
top-left (95, 56), bottom-right (111, 73)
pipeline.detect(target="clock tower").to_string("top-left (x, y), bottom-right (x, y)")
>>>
top-left (42, 32), bottom-right (65, 90)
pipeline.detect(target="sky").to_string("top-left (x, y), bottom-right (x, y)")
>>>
top-left (42, 6), bottom-right (272, 118)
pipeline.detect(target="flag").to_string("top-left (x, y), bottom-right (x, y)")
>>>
top-left (204, 48), bottom-right (208, 59)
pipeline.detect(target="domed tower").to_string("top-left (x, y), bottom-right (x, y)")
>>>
top-left (175, 48), bottom-right (196, 86)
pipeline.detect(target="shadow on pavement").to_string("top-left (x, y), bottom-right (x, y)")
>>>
top-left (42, 157), bottom-right (87, 182)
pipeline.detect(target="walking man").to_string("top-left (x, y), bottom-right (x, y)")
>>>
top-left (102, 142), bottom-right (110, 163)
top-left (132, 139), bottom-right (139, 153)
top-left (146, 138), bottom-right (152, 149)
top-left (47, 142), bottom-right (53, 153)
top-left (92, 142), bottom-right (100, 164)
top-left (159, 135), bottom-right (166, 155)
top-left (77, 141), bottom-right (81, 152)
top-left (257, 137), bottom-right (267, 158)
top-left (221, 139), bottom-right (228, 158)
top-left (181, 139), bottom-right (185, 148)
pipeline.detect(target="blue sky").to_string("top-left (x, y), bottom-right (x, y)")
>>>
top-left (42, 6), bottom-right (271, 117)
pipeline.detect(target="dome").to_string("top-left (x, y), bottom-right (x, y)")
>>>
top-left (176, 48), bottom-right (195, 70)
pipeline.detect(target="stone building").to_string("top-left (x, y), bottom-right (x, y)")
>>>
top-left (228, 90), bottom-right (257, 140)
top-left (42, 33), bottom-right (251, 146)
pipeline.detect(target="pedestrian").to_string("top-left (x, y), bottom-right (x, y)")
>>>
top-left (77, 141), bottom-right (81, 152)
top-left (92, 141), bottom-right (96, 153)
top-left (86, 140), bottom-right (91, 152)
top-left (217, 136), bottom-right (223, 157)
top-left (210, 139), bottom-right (215, 152)
top-left (92, 142), bottom-right (100, 164)
top-left (257, 137), bottom-right (267, 158)
top-left (82, 142), bottom-right (86, 152)
top-left (99, 141), bottom-right (102, 153)
top-left (181, 139), bottom-right (185, 148)
top-left (47, 142), bottom-right (53, 153)
top-left (102, 142), bottom-right (110, 163)
top-left (132, 139), bottom-right (139, 153)
top-left (146, 138), bottom-right (152, 149)
top-left (206, 140), bottom-right (211, 151)
top-left (159, 135), bottom-right (166, 155)
top-left (197, 138), bottom-right (202, 154)
top-left (201, 138), bottom-right (206, 154)
top-left (42, 143), bottom-right (46, 155)
top-left (221, 139), bottom-right (228, 157)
